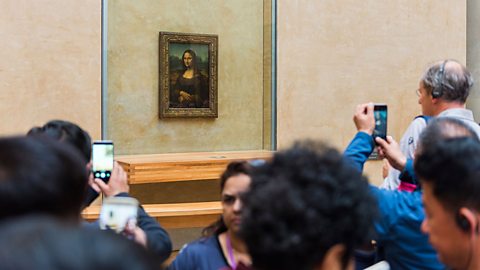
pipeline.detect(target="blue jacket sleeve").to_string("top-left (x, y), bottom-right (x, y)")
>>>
top-left (399, 158), bottom-right (418, 185)
top-left (344, 132), bottom-right (375, 172)
top-left (116, 193), bottom-right (172, 262)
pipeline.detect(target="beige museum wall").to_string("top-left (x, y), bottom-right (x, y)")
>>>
top-left (0, 0), bottom-right (101, 139)
top-left (467, 0), bottom-right (480, 120)
top-left (107, 1), bottom-right (265, 154)
top-left (277, 0), bottom-right (466, 183)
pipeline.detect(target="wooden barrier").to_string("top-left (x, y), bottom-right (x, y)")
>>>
top-left (82, 201), bottom-right (222, 229)
top-left (115, 150), bottom-right (273, 185)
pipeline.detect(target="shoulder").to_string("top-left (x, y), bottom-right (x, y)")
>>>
top-left (180, 236), bottom-right (219, 253)
top-left (406, 117), bottom-right (428, 133)
top-left (370, 187), bottom-right (423, 219)
top-left (170, 236), bottom-right (226, 269)
top-left (399, 117), bottom-right (428, 147)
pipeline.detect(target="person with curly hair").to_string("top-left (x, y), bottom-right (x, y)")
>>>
top-left (240, 141), bottom-right (377, 270)
top-left (169, 161), bottom-right (253, 270)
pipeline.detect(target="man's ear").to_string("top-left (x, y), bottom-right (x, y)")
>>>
top-left (316, 244), bottom-right (353, 270)
top-left (458, 207), bottom-right (479, 234)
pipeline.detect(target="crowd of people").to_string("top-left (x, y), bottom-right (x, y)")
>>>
top-left (2, 59), bottom-right (480, 270)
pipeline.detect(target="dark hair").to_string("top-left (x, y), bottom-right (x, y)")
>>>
top-left (0, 215), bottom-right (159, 270)
top-left (201, 161), bottom-right (252, 237)
top-left (417, 117), bottom-right (478, 155)
top-left (421, 59), bottom-right (473, 103)
top-left (241, 141), bottom-right (377, 270)
top-left (27, 120), bottom-right (92, 163)
top-left (415, 137), bottom-right (480, 212)
top-left (0, 136), bottom-right (88, 221)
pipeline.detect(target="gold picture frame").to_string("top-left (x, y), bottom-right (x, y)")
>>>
top-left (159, 32), bottom-right (218, 118)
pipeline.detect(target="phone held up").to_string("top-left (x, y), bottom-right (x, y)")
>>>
top-left (373, 104), bottom-right (388, 141)
top-left (99, 196), bottom-right (139, 234)
top-left (92, 140), bottom-right (114, 182)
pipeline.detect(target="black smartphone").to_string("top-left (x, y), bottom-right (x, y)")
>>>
top-left (373, 104), bottom-right (387, 141)
top-left (92, 140), bottom-right (114, 182)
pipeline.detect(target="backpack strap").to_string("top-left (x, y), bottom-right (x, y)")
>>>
top-left (414, 115), bottom-right (432, 124)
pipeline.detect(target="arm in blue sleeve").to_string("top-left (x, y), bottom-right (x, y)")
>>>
top-left (344, 132), bottom-right (375, 172)
top-left (399, 158), bottom-right (418, 185)
top-left (115, 193), bottom-right (172, 262)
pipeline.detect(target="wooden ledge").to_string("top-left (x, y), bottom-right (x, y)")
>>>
top-left (82, 201), bottom-right (222, 229)
top-left (115, 150), bottom-right (272, 184)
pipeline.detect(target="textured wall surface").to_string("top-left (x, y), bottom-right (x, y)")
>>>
top-left (0, 0), bottom-right (101, 138)
top-left (277, 0), bottom-right (466, 180)
top-left (467, 0), bottom-right (480, 119)
top-left (107, 1), bottom-right (265, 154)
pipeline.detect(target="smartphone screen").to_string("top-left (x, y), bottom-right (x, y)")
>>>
top-left (373, 104), bottom-right (388, 141)
top-left (99, 197), bottom-right (139, 233)
top-left (92, 140), bottom-right (114, 182)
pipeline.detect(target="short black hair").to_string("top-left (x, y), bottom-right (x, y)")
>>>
top-left (28, 120), bottom-right (92, 163)
top-left (241, 140), bottom-right (377, 270)
top-left (417, 117), bottom-right (478, 155)
top-left (0, 215), bottom-right (159, 270)
top-left (415, 137), bottom-right (480, 212)
top-left (0, 136), bottom-right (88, 221)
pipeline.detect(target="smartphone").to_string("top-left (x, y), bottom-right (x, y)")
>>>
top-left (373, 104), bottom-right (388, 141)
top-left (99, 197), bottom-right (139, 233)
top-left (92, 140), bottom-right (114, 182)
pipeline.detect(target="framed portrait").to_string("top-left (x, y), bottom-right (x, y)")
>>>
top-left (159, 32), bottom-right (218, 118)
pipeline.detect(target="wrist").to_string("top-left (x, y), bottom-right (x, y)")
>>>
top-left (359, 129), bottom-right (373, 136)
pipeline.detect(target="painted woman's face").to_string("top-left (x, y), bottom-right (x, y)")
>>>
top-left (183, 52), bottom-right (193, 68)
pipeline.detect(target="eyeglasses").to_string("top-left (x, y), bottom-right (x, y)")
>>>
top-left (416, 88), bottom-right (421, 97)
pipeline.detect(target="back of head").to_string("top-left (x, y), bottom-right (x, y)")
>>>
top-left (0, 136), bottom-right (88, 221)
top-left (241, 140), bottom-right (377, 270)
top-left (417, 117), bottom-right (478, 155)
top-left (415, 137), bottom-right (480, 212)
top-left (28, 120), bottom-right (92, 163)
top-left (420, 59), bottom-right (473, 103)
top-left (0, 215), bottom-right (159, 270)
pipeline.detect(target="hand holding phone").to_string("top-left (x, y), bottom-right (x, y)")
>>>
top-left (92, 140), bottom-right (114, 182)
top-left (373, 104), bottom-right (388, 141)
top-left (99, 196), bottom-right (139, 233)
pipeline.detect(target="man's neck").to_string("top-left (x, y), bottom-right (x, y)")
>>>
top-left (433, 101), bottom-right (466, 116)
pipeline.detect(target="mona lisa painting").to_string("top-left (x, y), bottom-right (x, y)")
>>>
top-left (159, 32), bottom-right (218, 118)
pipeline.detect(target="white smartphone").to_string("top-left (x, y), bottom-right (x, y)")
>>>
top-left (92, 140), bottom-right (114, 182)
top-left (99, 197), bottom-right (139, 233)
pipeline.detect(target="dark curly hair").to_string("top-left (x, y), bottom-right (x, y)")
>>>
top-left (240, 140), bottom-right (377, 270)
top-left (415, 137), bottom-right (480, 212)
top-left (201, 161), bottom-right (252, 237)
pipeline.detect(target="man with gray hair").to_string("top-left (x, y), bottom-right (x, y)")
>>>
top-left (381, 59), bottom-right (480, 190)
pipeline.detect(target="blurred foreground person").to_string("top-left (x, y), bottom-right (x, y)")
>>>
top-left (0, 136), bottom-right (87, 222)
top-left (241, 141), bottom-right (376, 270)
top-left (416, 138), bottom-right (480, 270)
top-left (28, 120), bottom-right (172, 261)
top-left (0, 215), bottom-right (159, 270)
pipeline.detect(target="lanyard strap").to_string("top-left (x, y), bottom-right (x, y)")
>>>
top-left (226, 233), bottom-right (237, 269)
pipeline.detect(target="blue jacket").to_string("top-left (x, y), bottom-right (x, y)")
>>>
top-left (168, 235), bottom-right (229, 270)
top-left (344, 132), bottom-right (445, 270)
